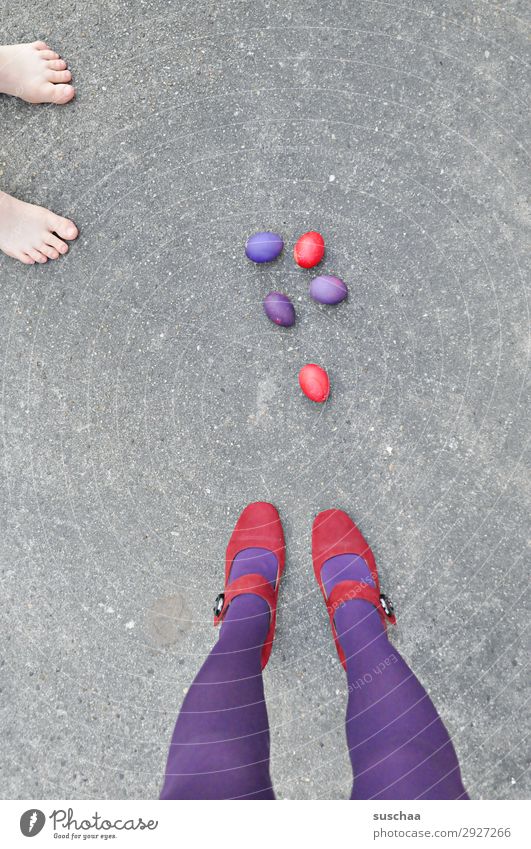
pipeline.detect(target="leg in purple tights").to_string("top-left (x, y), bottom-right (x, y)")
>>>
top-left (160, 548), bottom-right (277, 800)
top-left (321, 554), bottom-right (469, 800)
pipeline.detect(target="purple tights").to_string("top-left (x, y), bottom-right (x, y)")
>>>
top-left (160, 550), bottom-right (468, 800)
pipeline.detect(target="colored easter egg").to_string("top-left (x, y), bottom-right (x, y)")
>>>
top-left (263, 292), bottom-right (296, 327)
top-left (294, 231), bottom-right (325, 268)
top-left (245, 231), bottom-right (284, 263)
top-left (298, 363), bottom-right (330, 403)
top-left (309, 274), bottom-right (348, 305)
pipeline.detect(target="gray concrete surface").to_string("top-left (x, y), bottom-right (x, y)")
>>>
top-left (0, 1), bottom-right (529, 800)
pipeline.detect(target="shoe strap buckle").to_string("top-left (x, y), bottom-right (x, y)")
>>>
top-left (213, 592), bottom-right (225, 618)
top-left (379, 593), bottom-right (394, 618)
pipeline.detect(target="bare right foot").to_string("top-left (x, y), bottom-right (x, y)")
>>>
top-left (0, 191), bottom-right (78, 264)
top-left (0, 41), bottom-right (75, 104)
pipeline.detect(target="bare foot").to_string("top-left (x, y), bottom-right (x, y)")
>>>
top-left (0, 191), bottom-right (78, 264)
top-left (0, 41), bottom-right (75, 104)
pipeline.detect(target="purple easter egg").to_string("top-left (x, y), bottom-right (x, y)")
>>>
top-left (245, 231), bottom-right (284, 263)
top-left (309, 274), bottom-right (348, 305)
top-left (263, 292), bottom-right (296, 327)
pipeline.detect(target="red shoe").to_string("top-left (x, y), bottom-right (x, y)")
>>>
top-left (312, 509), bottom-right (396, 670)
top-left (213, 501), bottom-right (285, 669)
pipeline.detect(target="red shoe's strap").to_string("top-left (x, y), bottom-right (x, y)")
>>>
top-left (214, 573), bottom-right (277, 625)
top-left (326, 580), bottom-right (396, 629)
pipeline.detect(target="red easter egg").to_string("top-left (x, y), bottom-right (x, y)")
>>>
top-left (298, 363), bottom-right (330, 403)
top-left (294, 231), bottom-right (325, 268)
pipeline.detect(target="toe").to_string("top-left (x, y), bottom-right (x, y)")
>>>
top-left (49, 214), bottom-right (78, 241)
top-left (38, 49), bottom-right (59, 60)
top-left (49, 83), bottom-right (75, 104)
top-left (33, 41), bottom-right (50, 50)
top-left (27, 248), bottom-right (48, 264)
top-left (18, 252), bottom-right (36, 265)
top-left (47, 69), bottom-right (72, 84)
top-left (44, 233), bottom-right (69, 254)
top-left (47, 59), bottom-right (67, 71)
top-left (40, 243), bottom-right (60, 260)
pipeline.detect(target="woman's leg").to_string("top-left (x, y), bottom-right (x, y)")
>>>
top-left (160, 549), bottom-right (277, 799)
top-left (322, 554), bottom-right (469, 800)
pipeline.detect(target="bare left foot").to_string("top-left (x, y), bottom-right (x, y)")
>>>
top-left (0, 191), bottom-right (78, 264)
top-left (0, 41), bottom-right (75, 104)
